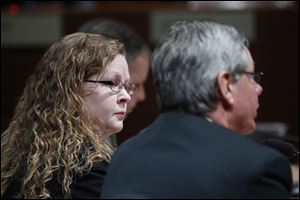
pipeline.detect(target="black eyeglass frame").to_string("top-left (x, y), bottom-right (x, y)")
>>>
top-left (85, 80), bottom-right (136, 95)
top-left (239, 71), bottom-right (264, 84)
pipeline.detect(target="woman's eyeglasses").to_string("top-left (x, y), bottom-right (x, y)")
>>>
top-left (85, 80), bottom-right (136, 96)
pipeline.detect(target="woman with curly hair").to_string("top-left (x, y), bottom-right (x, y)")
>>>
top-left (1, 32), bottom-right (135, 198)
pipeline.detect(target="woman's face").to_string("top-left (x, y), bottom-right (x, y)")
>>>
top-left (82, 54), bottom-right (131, 138)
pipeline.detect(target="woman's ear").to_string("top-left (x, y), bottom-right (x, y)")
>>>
top-left (217, 71), bottom-right (235, 106)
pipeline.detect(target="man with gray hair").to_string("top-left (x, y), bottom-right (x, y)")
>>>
top-left (101, 21), bottom-right (292, 198)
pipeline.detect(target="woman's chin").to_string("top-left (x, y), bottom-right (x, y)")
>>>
top-left (105, 124), bottom-right (123, 136)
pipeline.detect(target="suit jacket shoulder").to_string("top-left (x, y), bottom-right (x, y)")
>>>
top-left (102, 112), bottom-right (292, 198)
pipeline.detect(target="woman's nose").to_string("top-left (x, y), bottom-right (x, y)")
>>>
top-left (118, 88), bottom-right (131, 104)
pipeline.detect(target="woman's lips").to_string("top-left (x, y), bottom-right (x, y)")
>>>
top-left (115, 112), bottom-right (125, 120)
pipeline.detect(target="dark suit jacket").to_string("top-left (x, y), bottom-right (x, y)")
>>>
top-left (101, 112), bottom-right (292, 199)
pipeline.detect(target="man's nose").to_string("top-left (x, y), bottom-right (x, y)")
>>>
top-left (135, 86), bottom-right (146, 102)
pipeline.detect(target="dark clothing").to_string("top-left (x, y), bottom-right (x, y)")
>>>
top-left (2, 160), bottom-right (108, 199)
top-left (101, 112), bottom-right (292, 199)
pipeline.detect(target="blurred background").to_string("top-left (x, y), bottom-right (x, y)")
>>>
top-left (1, 1), bottom-right (299, 148)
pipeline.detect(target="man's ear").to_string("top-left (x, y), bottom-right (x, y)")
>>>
top-left (217, 71), bottom-right (235, 106)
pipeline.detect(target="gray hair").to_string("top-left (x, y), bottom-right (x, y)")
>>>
top-left (151, 21), bottom-right (250, 114)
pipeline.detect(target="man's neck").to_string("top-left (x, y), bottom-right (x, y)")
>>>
top-left (206, 106), bottom-right (232, 130)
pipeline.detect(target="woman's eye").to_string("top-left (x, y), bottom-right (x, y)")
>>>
top-left (112, 81), bottom-right (122, 86)
top-left (101, 81), bottom-right (115, 86)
